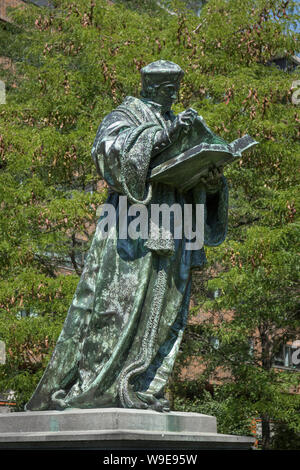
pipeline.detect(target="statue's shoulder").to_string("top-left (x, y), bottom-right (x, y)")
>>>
top-left (114, 96), bottom-right (152, 125)
top-left (116, 96), bottom-right (146, 113)
top-left (98, 97), bottom-right (139, 125)
top-left (119, 96), bottom-right (141, 107)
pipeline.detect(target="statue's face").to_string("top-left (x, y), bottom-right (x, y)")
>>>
top-left (152, 82), bottom-right (179, 110)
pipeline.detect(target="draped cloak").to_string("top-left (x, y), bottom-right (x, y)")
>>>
top-left (25, 96), bottom-right (228, 411)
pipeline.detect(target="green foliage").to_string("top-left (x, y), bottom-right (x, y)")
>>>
top-left (0, 0), bottom-right (299, 448)
top-left (271, 421), bottom-right (300, 450)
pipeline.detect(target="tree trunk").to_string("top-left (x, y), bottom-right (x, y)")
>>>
top-left (261, 414), bottom-right (271, 450)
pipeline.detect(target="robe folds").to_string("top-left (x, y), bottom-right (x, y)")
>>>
top-left (26, 96), bottom-right (228, 412)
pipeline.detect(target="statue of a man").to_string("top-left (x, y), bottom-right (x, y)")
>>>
top-left (26, 60), bottom-right (228, 412)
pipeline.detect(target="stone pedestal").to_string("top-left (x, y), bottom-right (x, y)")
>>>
top-left (0, 408), bottom-right (254, 450)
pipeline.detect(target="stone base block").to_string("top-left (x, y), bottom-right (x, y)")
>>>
top-left (0, 408), bottom-right (255, 450)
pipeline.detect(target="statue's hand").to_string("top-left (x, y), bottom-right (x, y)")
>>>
top-left (177, 108), bottom-right (198, 130)
top-left (169, 108), bottom-right (198, 139)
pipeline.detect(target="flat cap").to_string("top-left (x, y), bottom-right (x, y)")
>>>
top-left (141, 60), bottom-right (184, 88)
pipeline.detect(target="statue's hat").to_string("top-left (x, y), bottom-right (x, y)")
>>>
top-left (140, 60), bottom-right (184, 88)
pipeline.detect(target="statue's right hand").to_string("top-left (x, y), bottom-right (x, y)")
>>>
top-left (170, 108), bottom-right (198, 138)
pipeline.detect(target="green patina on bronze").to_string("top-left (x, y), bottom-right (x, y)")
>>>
top-left (25, 60), bottom-right (230, 413)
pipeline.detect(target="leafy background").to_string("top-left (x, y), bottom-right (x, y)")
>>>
top-left (0, 0), bottom-right (299, 449)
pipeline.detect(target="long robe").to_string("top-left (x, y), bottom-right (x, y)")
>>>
top-left (25, 96), bottom-right (228, 411)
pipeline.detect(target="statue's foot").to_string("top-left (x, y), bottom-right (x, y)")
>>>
top-left (51, 390), bottom-right (67, 410)
top-left (157, 397), bottom-right (170, 412)
top-left (136, 392), bottom-right (170, 412)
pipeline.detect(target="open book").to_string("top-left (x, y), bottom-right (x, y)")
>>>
top-left (149, 115), bottom-right (258, 192)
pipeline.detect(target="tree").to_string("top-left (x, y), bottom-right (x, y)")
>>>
top-left (164, 0), bottom-right (300, 449)
top-left (0, 0), bottom-right (299, 450)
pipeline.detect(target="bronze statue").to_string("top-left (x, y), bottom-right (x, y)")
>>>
top-left (26, 60), bottom-right (232, 412)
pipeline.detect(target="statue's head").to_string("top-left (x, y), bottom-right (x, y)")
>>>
top-left (140, 60), bottom-right (184, 111)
